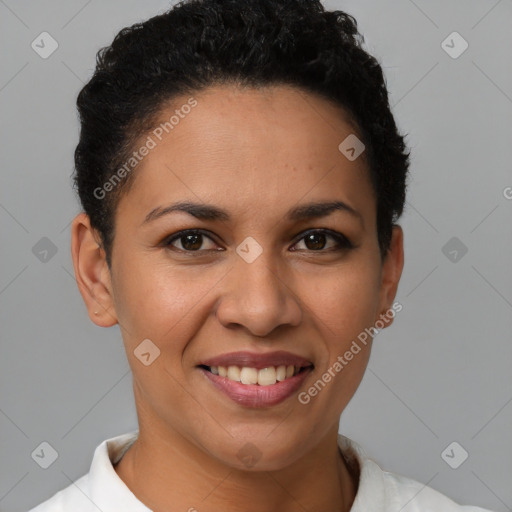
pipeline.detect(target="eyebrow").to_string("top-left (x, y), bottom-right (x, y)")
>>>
top-left (142, 200), bottom-right (363, 226)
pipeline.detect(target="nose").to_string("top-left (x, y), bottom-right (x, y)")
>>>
top-left (214, 251), bottom-right (303, 338)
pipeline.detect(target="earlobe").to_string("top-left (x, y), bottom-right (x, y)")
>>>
top-left (70, 212), bottom-right (118, 327)
top-left (376, 225), bottom-right (404, 328)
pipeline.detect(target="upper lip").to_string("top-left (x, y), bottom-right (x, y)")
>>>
top-left (198, 350), bottom-right (314, 370)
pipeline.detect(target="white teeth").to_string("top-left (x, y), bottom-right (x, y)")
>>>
top-left (227, 365), bottom-right (241, 382)
top-left (276, 365), bottom-right (287, 381)
top-left (240, 367), bottom-right (258, 385)
top-left (257, 367), bottom-right (277, 386)
top-left (208, 364), bottom-right (305, 385)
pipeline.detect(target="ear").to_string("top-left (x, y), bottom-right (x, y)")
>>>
top-left (375, 225), bottom-right (404, 328)
top-left (70, 212), bottom-right (118, 327)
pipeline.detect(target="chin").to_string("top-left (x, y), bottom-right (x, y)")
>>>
top-left (208, 430), bottom-right (310, 472)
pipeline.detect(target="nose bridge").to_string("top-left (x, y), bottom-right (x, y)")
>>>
top-left (239, 249), bottom-right (283, 303)
top-left (215, 240), bottom-right (302, 336)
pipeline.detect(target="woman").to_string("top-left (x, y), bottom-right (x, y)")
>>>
top-left (28, 0), bottom-right (494, 510)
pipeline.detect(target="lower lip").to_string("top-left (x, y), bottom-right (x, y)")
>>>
top-left (199, 367), bottom-right (313, 408)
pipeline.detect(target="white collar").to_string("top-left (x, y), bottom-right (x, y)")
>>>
top-left (33, 430), bottom-right (489, 511)
top-left (88, 431), bottom-right (151, 511)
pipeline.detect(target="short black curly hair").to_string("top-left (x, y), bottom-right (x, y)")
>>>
top-left (73, 0), bottom-right (410, 269)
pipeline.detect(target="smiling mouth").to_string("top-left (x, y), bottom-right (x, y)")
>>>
top-left (198, 364), bottom-right (313, 386)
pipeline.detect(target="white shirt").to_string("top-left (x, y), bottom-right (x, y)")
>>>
top-left (27, 431), bottom-right (494, 512)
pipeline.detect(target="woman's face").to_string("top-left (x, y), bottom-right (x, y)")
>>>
top-left (74, 84), bottom-right (403, 470)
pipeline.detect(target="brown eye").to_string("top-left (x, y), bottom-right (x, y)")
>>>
top-left (163, 228), bottom-right (353, 255)
top-left (292, 229), bottom-right (353, 252)
top-left (164, 230), bottom-right (219, 252)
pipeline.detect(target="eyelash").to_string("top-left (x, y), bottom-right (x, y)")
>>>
top-left (162, 228), bottom-right (354, 254)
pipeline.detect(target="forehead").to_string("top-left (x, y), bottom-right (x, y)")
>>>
top-left (115, 84), bottom-right (375, 227)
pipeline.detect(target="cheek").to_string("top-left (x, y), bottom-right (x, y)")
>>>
top-left (303, 259), bottom-right (381, 340)
top-left (290, 266), bottom-right (380, 430)
top-left (300, 258), bottom-right (380, 391)
top-left (113, 257), bottom-right (223, 348)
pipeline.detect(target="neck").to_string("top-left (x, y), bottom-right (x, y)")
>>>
top-left (114, 422), bottom-right (358, 512)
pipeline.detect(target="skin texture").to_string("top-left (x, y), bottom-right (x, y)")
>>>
top-left (71, 84), bottom-right (404, 512)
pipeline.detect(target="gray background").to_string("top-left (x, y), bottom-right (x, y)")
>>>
top-left (1, 0), bottom-right (511, 511)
